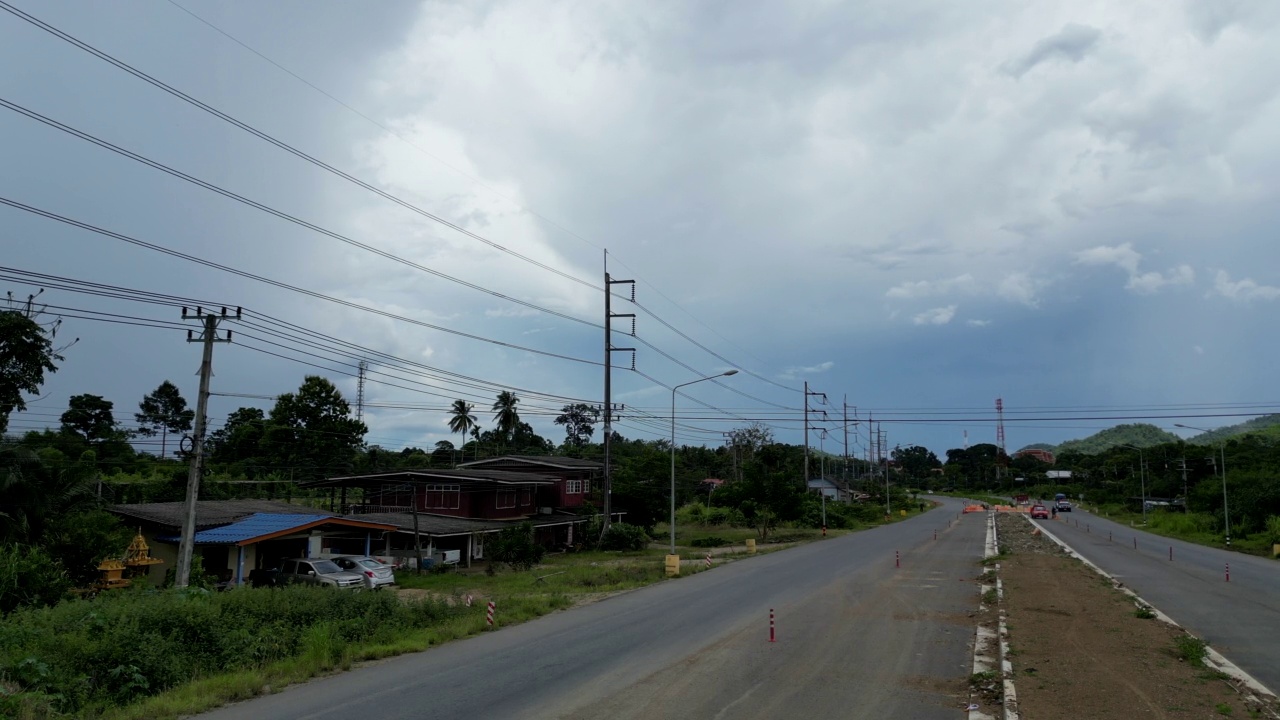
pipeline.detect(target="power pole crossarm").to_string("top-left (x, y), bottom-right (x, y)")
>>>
top-left (175, 305), bottom-right (238, 589)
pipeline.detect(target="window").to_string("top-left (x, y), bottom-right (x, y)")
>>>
top-left (425, 484), bottom-right (460, 509)
top-left (566, 479), bottom-right (582, 494)
top-left (496, 489), bottom-right (517, 509)
top-left (520, 488), bottom-right (533, 506)
top-left (582, 479), bottom-right (590, 494)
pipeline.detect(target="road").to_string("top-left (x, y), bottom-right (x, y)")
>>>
top-left (1029, 508), bottom-right (1280, 692)
top-left (201, 498), bottom-right (986, 719)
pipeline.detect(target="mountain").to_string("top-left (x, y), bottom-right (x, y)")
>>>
top-left (1054, 423), bottom-right (1182, 456)
top-left (1186, 414), bottom-right (1280, 445)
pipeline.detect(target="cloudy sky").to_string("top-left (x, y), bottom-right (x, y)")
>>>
top-left (4, 0), bottom-right (1280, 461)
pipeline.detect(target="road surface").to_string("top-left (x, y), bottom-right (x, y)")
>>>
top-left (201, 498), bottom-right (986, 719)
top-left (1030, 508), bottom-right (1280, 692)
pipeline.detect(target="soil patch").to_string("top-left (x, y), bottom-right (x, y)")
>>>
top-left (996, 513), bottom-right (1277, 719)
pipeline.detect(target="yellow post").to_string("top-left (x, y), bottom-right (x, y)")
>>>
top-left (900, 509), bottom-right (907, 517)
top-left (665, 554), bottom-right (681, 577)
top-left (746, 539), bottom-right (756, 554)
top-left (1273, 543), bottom-right (1279, 559)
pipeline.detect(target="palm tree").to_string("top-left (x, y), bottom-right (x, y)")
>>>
top-left (447, 400), bottom-right (477, 464)
top-left (492, 391), bottom-right (520, 448)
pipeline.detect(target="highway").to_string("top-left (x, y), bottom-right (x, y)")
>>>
top-left (1029, 508), bottom-right (1280, 692)
top-left (201, 498), bottom-right (986, 719)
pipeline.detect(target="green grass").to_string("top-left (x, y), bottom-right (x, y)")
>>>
top-left (1174, 635), bottom-right (1209, 667)
top-left (1094, 506), bottom-right (1274, 556)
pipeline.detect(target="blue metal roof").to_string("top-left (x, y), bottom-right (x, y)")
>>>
top-left (156, 512), bottom-right (334, 545)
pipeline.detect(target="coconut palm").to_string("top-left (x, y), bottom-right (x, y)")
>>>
top-left (492, 391), bottom-right (521, 446)
top-left (447, 400), bottom-right (477, 463)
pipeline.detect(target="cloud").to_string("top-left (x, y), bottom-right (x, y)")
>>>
top-left (1194, 345), bottom-right (1204, 355)
top-left (997, 273), bottom-right (1043, 308)
top-left (1213, 270), bottom-right (1280, 302)
top-left (967, 319), bottom-right (992, 327)
top-left (1074, 244), bottom-right (1195, 295)
top-left (780, 361), bottom-right (835, 380)
top-left (1002, 23), bottom-right (1102, 78)
top-left (913, 305), bottom-right (957, 326)
top-left (885, 274), bottom-right (975, 299)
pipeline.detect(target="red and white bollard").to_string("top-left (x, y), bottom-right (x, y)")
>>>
top-left (769, 608), bottom-right (776, 643)
top-left (705, 553), bottom-right (712, 568)
top-left (895, 550), bottom-right (900, 568)
top-left (465, 594), bottom-right (473, 607)
top-left (486, 601), bottom-right (496, 627)
top-left (1169, 546), bottom-right (1173, 561)
top-left (1226, 563), bottom-right (1230, 582)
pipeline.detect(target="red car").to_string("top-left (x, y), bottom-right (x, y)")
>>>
top-left (1030, 504), bottom-right (1050, 519)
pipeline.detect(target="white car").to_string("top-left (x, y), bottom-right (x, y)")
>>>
top-left (332, 555), bottom-right (396, 590)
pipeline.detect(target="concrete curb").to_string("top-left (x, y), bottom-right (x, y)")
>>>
top-left (1025, 515), bottom-right (1279, 717)
top-left (971, 510), bottom-right (1017, 720)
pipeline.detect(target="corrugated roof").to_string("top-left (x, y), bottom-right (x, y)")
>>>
top-left (459, 455), bottom-right (603, 470)
top-left (111, 500), bottom-right (323, 530)
top-left (351, 511), bottom-right (593, 537)
top-left (156, 513), bottom-right (396, 546)
top-left (304, 468), bottom-right (560, 488)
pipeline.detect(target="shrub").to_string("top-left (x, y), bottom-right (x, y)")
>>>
top-left (599, 523), bottom-right (649, 552)
top-left (690, 537), bottom-right (728, 548)
top-left (0, 544), bottom-right (71, 614)
top-left (488, 522), bottom-right (545, 571)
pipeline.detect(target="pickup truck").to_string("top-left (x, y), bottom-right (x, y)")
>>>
top-left (1055, 500), bottom-right (1072, 512)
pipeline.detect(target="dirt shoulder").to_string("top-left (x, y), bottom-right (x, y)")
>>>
top-left (995, 513), bottom-right (1277, 720)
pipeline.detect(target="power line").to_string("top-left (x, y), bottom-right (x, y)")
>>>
top-left (0, 0), bottom-right (601, 292)
top-left (0, 97), bottom-right (601, 330)
top-left (0, 197), bottom-right (601, 366)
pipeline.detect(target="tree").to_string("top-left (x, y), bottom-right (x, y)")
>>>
top-left (60, 394), bottom-right (118, 444)
top-left (554, 403), bottom-right (600, 447)
top-left (0, 304), bottom-right (65, 435)
top-left (447, 400), bottom-right (477, 462)
top-left (134, 380), bottom-right (194, 459)
top-left (891, 444), bottom-right (941, 481)
top-left (492, 391), bottom-right (521, 445)
top-left (207, 407), bottom-right (268, 472)
top-left (266, 376), bottom-right (366, 481)
top-left (431, 440), bottom-right (455, 466)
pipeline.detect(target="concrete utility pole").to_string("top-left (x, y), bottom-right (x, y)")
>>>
top-left (176, 306), bottom-right (237, 589)
top-left (602, 250), bottom-right (635, 534)
top-left (803, 383), bottom-right (827, 482)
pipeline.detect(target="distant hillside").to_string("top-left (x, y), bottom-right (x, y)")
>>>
top-left (1055, 423), bottom-right (1181, 456)
top-left (1187, 414), bottom-right (1280, 445)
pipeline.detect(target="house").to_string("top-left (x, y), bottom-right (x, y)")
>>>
top-left (1014, 448), bottom-right (1057, 465)
top-left (110, 499), bottom-right (397, 587)
top-left (807, 478), bottom-right (841, 500)
top-left (299, 457), bottom-right (607, 566)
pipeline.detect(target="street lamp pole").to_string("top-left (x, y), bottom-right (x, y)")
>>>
top-left (671, 370), bottom-right (738, 557)
top-left (1118, 444), bottom-right (1147, 525)
top-left (1175, 424), bottom-right (1230, 546)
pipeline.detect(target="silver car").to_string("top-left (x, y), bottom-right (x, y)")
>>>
top-left (279, 558), bottom-right (363, 590)
top-left (332, 555), bottom-right (396, 590)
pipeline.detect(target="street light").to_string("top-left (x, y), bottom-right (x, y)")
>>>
top-left (1118, 444), bottom-right (1147, 525)
top-left (671, 370), bottom-right (738, 560)
top-left (1175, 423), bottom-right (1230, 546)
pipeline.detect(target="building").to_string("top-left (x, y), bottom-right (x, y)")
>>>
top-left (1013, 448), bottom-right (1056, 465)
top-left (110, 499), bottom-right (397, 587)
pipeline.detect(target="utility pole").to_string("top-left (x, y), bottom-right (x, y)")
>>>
top-left (176, 305), bottom-right (237, 589)
top-left (804, 383), bottom-right (827, 482)
top-left (603, 251), bottom-right (635, 534)
top-left (1178, 458), bottom-right (1188, 508)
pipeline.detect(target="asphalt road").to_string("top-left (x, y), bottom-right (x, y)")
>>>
top-left (1029, 509), bottom-right (1280, 692)
top-left (201, 498), bottom-right (986, 720)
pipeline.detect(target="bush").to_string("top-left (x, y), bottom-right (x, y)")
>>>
top-left (488, 522), bottom-right (545, 571)
top-left (0, 544), bottom-right (71, 614)
top-left (599, 523), bottom-right (649, 552)
top-left (690, 537), bottom-right (728, 548)
top-left (0, 584), bottom-right (462, 714)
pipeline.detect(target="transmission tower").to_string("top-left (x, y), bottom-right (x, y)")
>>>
top-left (995, 397), bottom-right (1006, 453)
top-left (356, 360), bottom-right (368, 422)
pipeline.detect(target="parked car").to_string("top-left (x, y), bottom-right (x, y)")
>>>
top-left (332, 555), bottom-right (396, 589)
top-left (278, 558), bottom-right (363, 590)
top-left (1055, 500), bottom-right (1073, 512)
top-left (1030, 504), bottom-right (1050, 519)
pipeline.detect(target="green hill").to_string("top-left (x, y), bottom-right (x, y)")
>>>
top-left (1185, 414), bottom-right (1280, 445)
top-left (1054, 423), bottom-right (1181, 456)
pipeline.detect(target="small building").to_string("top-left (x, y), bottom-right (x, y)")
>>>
top-left (1014, 448), bottom-right (1056, 465)
top-left (807, 478), bottom-right (841, 500)
top-left (110, 500), bottom-right (396, 587)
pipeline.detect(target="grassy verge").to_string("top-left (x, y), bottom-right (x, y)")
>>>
top-left (1090, 505), bottom-right (1276, 557)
